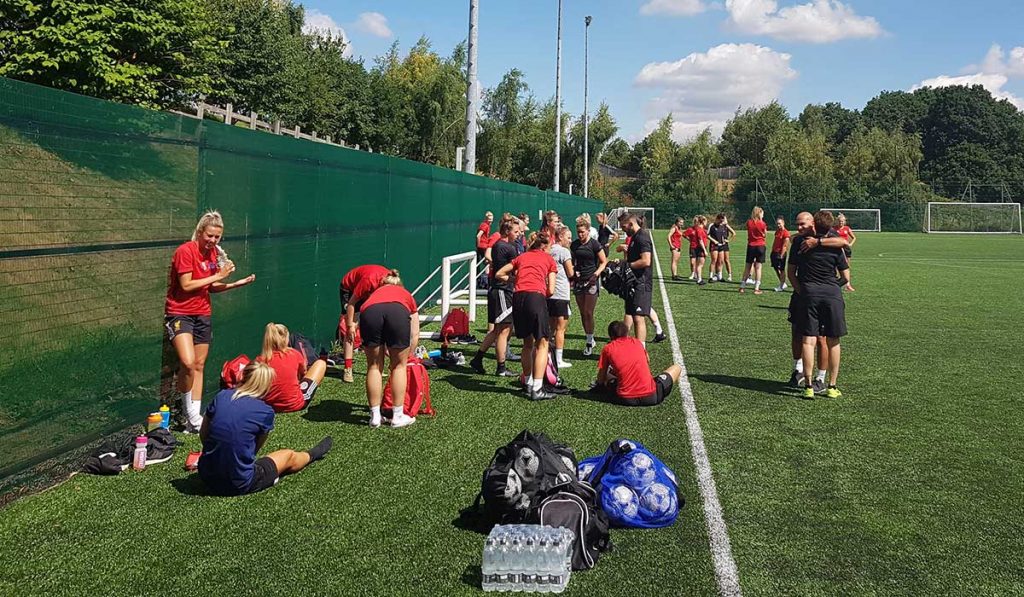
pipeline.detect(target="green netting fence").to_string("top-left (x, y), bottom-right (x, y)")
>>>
top-left (0, 77), bottom-right (601, 479)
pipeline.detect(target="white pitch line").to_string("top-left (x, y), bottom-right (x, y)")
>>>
top-left (652, 245), bottom-right (742, 597)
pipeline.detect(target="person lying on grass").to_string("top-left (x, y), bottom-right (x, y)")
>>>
top-left (590, 321), bottom-right (682, 407)
top-left (199, 361), bottom-right (332, 496)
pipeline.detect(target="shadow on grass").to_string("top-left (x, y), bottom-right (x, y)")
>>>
top-left (757, 305), bottom-right (789, 310)
top-left (690, 373), bottom-right (796, 397)
top-left (461, 565), bottom-right (483, 590)
top-left (170, 474), bottom-right (212, 497)
top-left (302, 399), bottom-right (367, 426)
top-left (444, 373), bottom-right (524, 397)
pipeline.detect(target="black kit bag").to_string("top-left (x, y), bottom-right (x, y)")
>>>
top-left (601, 260), bottom-right (638, 300)
top-left (534, 480), bottom-right (613, 571)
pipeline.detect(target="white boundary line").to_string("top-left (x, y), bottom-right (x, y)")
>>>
top-left (652, 244), bottom-right (742, 597)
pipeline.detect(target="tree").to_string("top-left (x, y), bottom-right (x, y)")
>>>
top-left (563, 103), bottom-right (619, 195)
top-left (861, 90), bottom-right (931, 134)
top-left (719, 101), bottom-right (790, 166)
top-left (600, 139), bottom-right (635, 171)
top-left (798, 102), bottom-right (863, 155)
top-left (0, 0), bottom-right (225, 108)
top-left (478, 69), bottom-right (531, 180)
top-left (671, 128), bottom-right (722, 213)
top-left (634, 115), bottom-right (678, 206)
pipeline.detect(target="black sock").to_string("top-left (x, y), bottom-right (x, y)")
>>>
top-left (307, 436), bottom-right (333, 462)
top-left (496, 361), bottom-right (506, 371)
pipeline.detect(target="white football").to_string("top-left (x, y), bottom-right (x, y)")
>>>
top-left (504, 469), bottom-right (522, 499)
top-left (640, 483), bottom-right (676, 517)
top-left (609, 485), bottom-right (640, 519)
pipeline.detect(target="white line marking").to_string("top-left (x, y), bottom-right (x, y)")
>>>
top-left (652, 244), bottom-right (742, 597)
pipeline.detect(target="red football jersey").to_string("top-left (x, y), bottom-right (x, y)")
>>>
top-left (165, 241), bottom-right (219, 316)
top-left (598, 337), bottom-right (656, 398)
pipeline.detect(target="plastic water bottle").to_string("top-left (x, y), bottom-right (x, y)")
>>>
top-left (510, 536), bottom-right (523, 591)
top-left (482, 537), bottom-right (497, 591)
top-left (495, 536), bottom-right (511, 592)
top-left (522, 537), bottom-right (537, 591)
top-left (132, 436), bottom-right (148, 471)
top-left (159, 405), bottom-right (170, 429)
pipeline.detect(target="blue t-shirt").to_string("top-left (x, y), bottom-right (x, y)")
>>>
top-left (199, 389), bottom-right (275, 494)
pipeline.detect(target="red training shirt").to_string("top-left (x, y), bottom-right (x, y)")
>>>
top-left (746, 219), bottom-right (767, 247)
top-left (165, 241), bottom-right (220, 316)
top-left (262, 349), bottom-right (307, 413)
top-left (772, 228), bottom-right (790, 254)
top-left (512, 249), bottom-right (557, 295)
top-left (669, 227), bottom-right (683, 249)
top-left (598, 337), bottom-right (656, 398)
top-left (696, 226), bottom-right (709, 248)
top-left (835, 225), bottom-right (852, 241)
top-left (476, 221), bottom-right (491, 249)
top-left (486, 232), bottom-right (501, 248)
top-left (360, 284), bottom-right (418, 313)
top-left (343, 264), bottom-right (390, 305)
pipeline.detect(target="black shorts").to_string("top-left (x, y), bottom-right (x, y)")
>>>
top-left (795, 293), bottom-right (848, 338)
top-left (718, 242), bottom-right (730, 253)
top-left (689, 247), bottom-right (705, 259)
top-left (359, 302), bottom-right (412, 349)
top-left (670, 247), bottom-right (681, 253)
top-left (843, 246), bottom-right (852, 258)
top-left (245, 457), bottom-right (280, 495)
top-left (771, 252), bottom-right (787, 270)
top-left (299, 377), bottom-right (319, 406)
top-left (165, 315), bottom-right (211, 344)
top-left (787, 292), bottom-right (802, 324)
top-left (547, 299), bottom-right (571, 319)
top-left (600, 373), bottom-right (673, 406)
top-left (625, 288), bottom-right (652, 318)
top-left (487, 287), bottom-right (514, 325)
top-left (512, 292), bottom-right (550, 341)
top-left (339, 285), bottom-right (352, 312)
top-left (746, 245), bottom-right (766, 264)
top-left (476, 247), bottom-right (487, 261)
top-left (573, 277), bottom-right (600, 297)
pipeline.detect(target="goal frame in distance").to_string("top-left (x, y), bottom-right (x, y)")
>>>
top-left (817, 208), bottom-right (881, 232)
top-left (607, 207), bottom-right (655, 231)
top-left (925, 202), bottom-right (1023, 234)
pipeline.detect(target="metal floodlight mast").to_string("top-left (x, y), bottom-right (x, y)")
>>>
top-left (583, 15), bottom-right (592, 198)
top-left (463, 0), bottom-right (479, 174)
top-left (553, 0), bottom-right (563, 192)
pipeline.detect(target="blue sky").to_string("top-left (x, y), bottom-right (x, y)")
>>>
top-left (302, 0), bottom-right (1024, 142)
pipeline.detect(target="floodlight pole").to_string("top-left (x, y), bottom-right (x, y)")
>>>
top-left (583, 15), bottom-right (592, 198)
top-left (553, 0), bottom-right (563, 192)
top-left (463, 0), bottom-right (479, 174)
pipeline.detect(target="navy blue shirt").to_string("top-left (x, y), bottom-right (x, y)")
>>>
top-left (199, 389), bottom-right (275, 495)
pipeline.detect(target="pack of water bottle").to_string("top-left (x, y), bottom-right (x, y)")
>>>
top-left (481, 524), bottom-right (575, 593)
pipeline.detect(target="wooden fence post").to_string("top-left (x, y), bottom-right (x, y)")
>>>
top-left (224, 103), bottom-right (233, 126)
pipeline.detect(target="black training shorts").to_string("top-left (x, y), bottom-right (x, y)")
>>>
top-left (843, 246), bottom-right (852, 258)
top-left (717, 242), bottom-right (730, 253)
top-left (487, 286), bottom-right (514, 325)
top-left (601, 373), bottom-right (674, 406)
top-left (771, 251), bottom-right (787, 270)
top-left (245, 457), bottom-right (280, 495)
top-left (547, 298), bottom-right (571, 319)
top-left (689, 247), bottom-right (706, 259)
top-left (359, 302), bottom-right (412, 349)
top-left (625, 288), bottom-right (653, 318)
top-left (745, 245), bottom-right (766, 264)
top-left (795, 293), bottom-right (847, 338)
top-left (512, 291), bottom-right (550, 341)
top-left (165, 315), bottom-right (212, 344)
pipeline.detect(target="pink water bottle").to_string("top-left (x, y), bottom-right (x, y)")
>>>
top-left (132, 436), bottom-right (148, 471)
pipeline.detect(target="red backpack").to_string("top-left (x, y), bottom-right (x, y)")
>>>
top-left (220, 354), bottom-right (250, 389)
top-left (441, 308), bottom-right (470, 340)
top-left (337, 314), bottom-right (362, 349)
top-left (382, 357), bottom-right (435, 418)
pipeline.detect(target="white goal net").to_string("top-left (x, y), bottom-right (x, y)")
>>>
top-left (925, 202), bottom-right (1023, 234)
top-left (817, 208), bottom-right (881, 232)
top-left (608, 207), bottom-right (655, 231)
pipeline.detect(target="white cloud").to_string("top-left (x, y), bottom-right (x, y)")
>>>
top-left (911, 73), bottom-right (1023, 110)
top-left (964, 44), bottom-right (1024, 78)
top-left (640, 0), bottom-right (709, 16)
top-left (635, 43), bottom-right (798, 141)
top-left (303, 10), bottom-right (353, 57)
top-left (355, 12), bottom-right (393, 38)
top-left (724, 0), bottom-right (883, 43)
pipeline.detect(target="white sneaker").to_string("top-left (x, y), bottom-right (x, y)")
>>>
top-left (745, 277), bottom-right (755, 286)
top-left (507, 351), bottom-right (521, 362)
top-left (583, 343), bottom-right (595, 356)
top-left (182, 422), bottom-right (202, 435)
top-left (391, 413), bottom-right (416, 428)
top-left (368, 416), bottom-right (382, 429)
top-left (774, 285), bottom-right (783, 292)
top-left (727, 275), bottom-right (733, 282)
top-left (557, 360), bottom-right (573, 369)
top-left (688, 273), bottom-right (696, 280)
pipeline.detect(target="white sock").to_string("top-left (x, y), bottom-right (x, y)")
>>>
top-left (370, 406), bottom-right (381, 420)
top-left (654, 321), bottom-right (663, 335)
top-left (782, 282), bottom-right (787, 289)
top-left (586, 334), bottom-right (594, 344)
top-left (182, 391), bottom-right (202, 428)
top-left (816, 369), bottom-right (827, 383)
top-left (641, 341), bottom-right (646, 349)
top-left (555, 349), bottom-right (564, 362)
top-left (754, 281), bottom-right (761, 290)
top-left (532, 377), bottom-right (543, 391)
top-left (794, 359), bottom-right (803, 373)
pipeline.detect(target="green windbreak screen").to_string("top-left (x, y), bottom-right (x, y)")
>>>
top-left (0, 77), bottom-right (602, 479)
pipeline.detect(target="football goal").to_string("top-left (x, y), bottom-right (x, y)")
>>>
top-left (817, 208), bottom-right (881, 232)
top-left (925, 202), bottom-right (1023, 234)
top-left (608, 207), bottom-right (655, 231)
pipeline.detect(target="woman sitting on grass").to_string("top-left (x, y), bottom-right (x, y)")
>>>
top-left (590, 321), bottom-right (682, 407)
top-left (258, 322), bottom-right (328, 413)
top-left (199, 361), bottom-right (332, 496)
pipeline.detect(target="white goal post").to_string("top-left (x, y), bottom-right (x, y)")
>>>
top-left (817, 208), bottom-right (881, 232)
top-left (925, 202), bottom-right (1023, 234)
top-left (608, 207), bottom-right (655, 231)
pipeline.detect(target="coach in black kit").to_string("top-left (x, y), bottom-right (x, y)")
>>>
top-left (620, 213), bottom-right (654, 345)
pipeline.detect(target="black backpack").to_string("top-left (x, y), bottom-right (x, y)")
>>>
top-left (475, 430), bottom-right (579, 524)
top-left (601, 260), bottom-right (637, 299)
top-left (533, 480), bottom-right (613, 571)
top-left (288, 331), bottom-right (323, 367)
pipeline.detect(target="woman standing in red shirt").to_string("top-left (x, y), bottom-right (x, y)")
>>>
top-left (359, 270), bottom-right (420, 429)
top-left (496, 232), bottom-right (558, 401)
top-left (258, 323), bottom-right (328, 413)
top-left (667, 217), bottom-right (685, 280)
top-left (834, 213), bottom-right (856, 291)
top-left (165, 211), bottom-right (255, 432)
top-left (740, 206), bottom-right (768, 295)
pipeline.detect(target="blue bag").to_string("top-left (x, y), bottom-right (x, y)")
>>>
top-left (578, 439), bottom-right (681, 529)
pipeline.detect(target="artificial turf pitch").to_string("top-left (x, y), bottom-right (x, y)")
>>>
top-left (0, 232), bottom-right (1021, 596)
